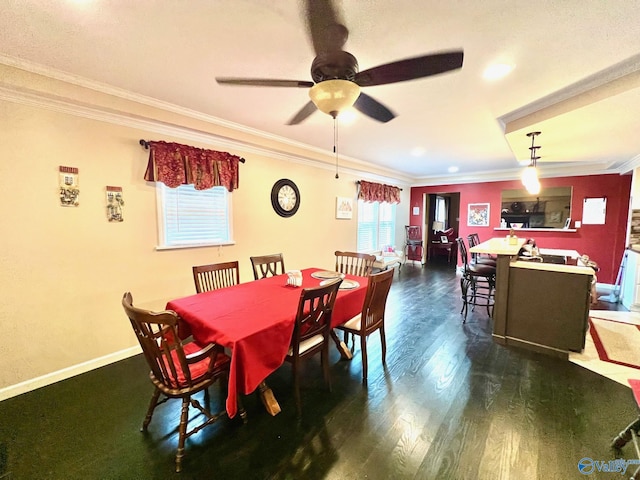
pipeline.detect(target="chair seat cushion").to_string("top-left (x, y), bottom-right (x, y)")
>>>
top-left (468, 264), bottom-right (496, 276)
top-left (164, 343), bottom-right (230, 387)
top-left (630, 379), bottom-right (640, 406)
top-left (340, 313), bottom-right (362, 331)
top-left (287, 334), bottom-right (324, 356)
top-left (474, 258), bottom-right (497, 266)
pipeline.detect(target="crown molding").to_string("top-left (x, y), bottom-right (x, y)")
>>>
top-left (2, 79), bottom-right (616, 190)
top-left (0, 54), bottom-right (412, 186)
top-left (2, 54), bottom-right (632, 190)
top-left (411, 161), bottom-right (624, 187)
top-left (0, 83), bottom-right (412, 188)
top-left (614, 153), bottom-right (640, 176)
top-left (499, 53), bottom-right (640, 129)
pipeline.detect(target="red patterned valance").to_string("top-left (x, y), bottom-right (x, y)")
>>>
top-left (143, 141), bottom-right (243, 192)
top-left (357, 180), bottom-right (401, 204)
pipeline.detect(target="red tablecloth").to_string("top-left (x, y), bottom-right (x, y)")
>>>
top-left (166, 268), bottom-right (368, 418)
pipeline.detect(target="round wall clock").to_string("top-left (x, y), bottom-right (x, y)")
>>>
top-left (271, 178), bottom-right (300, 217)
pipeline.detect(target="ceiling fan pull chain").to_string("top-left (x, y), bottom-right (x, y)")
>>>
top-left (334, 116), bottom-right (339, 179)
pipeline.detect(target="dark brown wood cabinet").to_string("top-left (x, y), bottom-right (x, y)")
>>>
top-left (504, 262), bottom-right (593, 358)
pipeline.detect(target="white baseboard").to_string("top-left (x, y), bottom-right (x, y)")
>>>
top-left (596, 282), bottom-right (615, 294)
top-left (0, 346), bottom-right (141, 402)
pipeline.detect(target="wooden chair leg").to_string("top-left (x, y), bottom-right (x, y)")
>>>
top-left (141, 388), bottom-right (161, 431)
top-left (292, 362), bottom-right (301, 417)
top-left (322, 343), bottom-right (332, 392)
top-left (361, 334), bottom-right (368, 382)
top-left (203, 386), bottom-right (210, 407)
top-left (175, 397), bottom-right (191, 473)
top-left (379, 326), bottom-right (387, 365)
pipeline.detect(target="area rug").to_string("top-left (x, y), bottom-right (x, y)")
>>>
top-left (589, 317), bottom-right (640, 370)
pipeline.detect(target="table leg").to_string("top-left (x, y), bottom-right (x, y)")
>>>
top-left (258, 381), bottom-right (281, 416)
top-left (330, 329), bottom-right (353, 360)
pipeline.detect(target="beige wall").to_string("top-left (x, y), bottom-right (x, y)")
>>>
top-left (0, 65), bottom-right (409, 396)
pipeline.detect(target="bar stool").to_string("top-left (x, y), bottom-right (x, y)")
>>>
top-left (467, 233), bottom-right (497, 267)
top-left (456, 237), bottom-right (496, 322)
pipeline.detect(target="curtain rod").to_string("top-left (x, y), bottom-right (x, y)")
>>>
top-left (355, 180), bottom-right (402, 191)
top-left (139, 139), bottom-right (246, 163)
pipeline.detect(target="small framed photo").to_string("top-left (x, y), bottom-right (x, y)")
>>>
top-left (564, 217), bottom-right (572, 229)
top-left (440, 236), bottom-right (449, 243)
top-left (336, 196), bottom-right (353, 219)
top-left (468, 203), bottom-right (490, 227)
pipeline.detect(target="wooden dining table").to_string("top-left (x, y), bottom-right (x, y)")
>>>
top-left (166, 267), bottom-right (368, 418)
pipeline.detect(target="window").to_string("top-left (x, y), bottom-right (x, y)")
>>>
top-left (435, 195), bottom-right (448, 227)
top-left (356, 200), bottom-right (396, 252)
top-left (156, 183), bottom-right (233, 248)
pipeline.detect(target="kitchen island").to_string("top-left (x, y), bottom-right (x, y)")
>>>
top-left (470, 237), bottom-right (594, 358)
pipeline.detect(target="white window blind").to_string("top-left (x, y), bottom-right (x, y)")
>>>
top-left (357, 200), bottom-right (396, 251)
top-left (435, 195), bottom-right (447, 225)
top-left (157, 183), bottom-right (232, 248)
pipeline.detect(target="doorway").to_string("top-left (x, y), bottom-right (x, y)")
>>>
top-left (423, 192), bottom-right (461, 264)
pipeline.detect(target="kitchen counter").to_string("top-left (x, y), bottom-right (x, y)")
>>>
top-left (470, 238), bottom-right (592, 358)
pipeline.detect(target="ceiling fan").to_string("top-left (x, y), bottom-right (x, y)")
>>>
top-left (216, 0), bottom-right (464, 125)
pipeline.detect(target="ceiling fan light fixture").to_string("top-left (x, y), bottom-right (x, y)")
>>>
top-left (309, 79), bottom-right (361, 117)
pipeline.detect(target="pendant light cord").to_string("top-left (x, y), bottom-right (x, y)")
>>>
top-left (333, 115), bottom-right (339, 179)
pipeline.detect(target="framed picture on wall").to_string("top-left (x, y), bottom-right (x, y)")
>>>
top-left (336, 196), bottom-right (353, 219)
top-left (468, 203), bottom-right (490, 227)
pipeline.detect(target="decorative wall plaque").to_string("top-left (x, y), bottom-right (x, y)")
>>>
top-left (106, 186), bottom-right (124, 222)
top-left (59, 166), bottom-right (80, 207)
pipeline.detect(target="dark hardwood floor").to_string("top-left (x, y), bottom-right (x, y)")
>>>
top-left (1, 259), bottom-right (638, 479)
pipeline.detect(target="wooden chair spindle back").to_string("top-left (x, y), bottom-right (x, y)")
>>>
top-left (334, 251), bottom-right (376, 276)
top-left (193, 261), bottom-right (240, 293)
top-left (250, 253), bottom-right (285, 280)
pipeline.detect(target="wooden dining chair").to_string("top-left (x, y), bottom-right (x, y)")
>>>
top-left (250, 253), bottom-right (285, 280)
top-left (192, 260), bottom-right (240, 293)
top-left (121, 292), bottom-right (231, 473)
top-left (334, 251), bottom-right (376, 276)
top-left (335, 268), bottom-right (394, 382)
top-left (284, 278), bottom-right (342, 416)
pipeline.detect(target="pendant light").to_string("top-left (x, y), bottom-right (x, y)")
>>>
top-left (522, 131), bottom-right (541, 194)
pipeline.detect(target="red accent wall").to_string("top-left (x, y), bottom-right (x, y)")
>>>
top-left (410, 174), bottom-right (631, 284)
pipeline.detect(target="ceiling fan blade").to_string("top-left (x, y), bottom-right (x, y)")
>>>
top-left (287, 101), bottom-right (318, 125)
top-left (353, 93), bottom-right (396, 123)
top-left (304, 0), bottom-right (348, 54)
top-left (216, 78), bottom-right (314, 88)
top-left (355, 50), bottom-right (464, 87)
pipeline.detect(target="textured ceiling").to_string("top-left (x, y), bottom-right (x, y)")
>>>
top-left (1, 0), bottom-right (639, 183)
